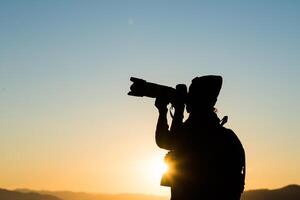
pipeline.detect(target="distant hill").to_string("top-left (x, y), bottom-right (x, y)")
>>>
top-left (13, 184), bottom-right (300, 200)
top-left (241, 185), bottom-right (300, 200)
top-left (0, 188), bottom-right (61, 200)
top-left (16, 189), bottom-right (167, 200)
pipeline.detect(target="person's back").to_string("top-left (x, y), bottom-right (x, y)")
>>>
top-left (155, 76), bottom-right (245, 200)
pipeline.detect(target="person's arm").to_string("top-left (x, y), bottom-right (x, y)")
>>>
top-left (155, 98), bottom-right (172, 150)
top-left (155, 85), bottom-right (186, 150)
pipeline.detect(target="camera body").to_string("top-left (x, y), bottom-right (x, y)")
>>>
top-left (128, 77), bottom-right (187, 104)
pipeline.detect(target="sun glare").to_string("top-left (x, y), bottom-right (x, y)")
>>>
top-left (143, 156), bottom-right (169, 182)
top-left (153, 159), bottom-right (169, 177)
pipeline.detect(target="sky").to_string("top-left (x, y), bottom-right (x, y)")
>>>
top-left (0, 0), bottom-right (299, 196)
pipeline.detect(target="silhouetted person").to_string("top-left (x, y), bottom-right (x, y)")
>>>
top-left (155, 76), bottom-right (245, 200)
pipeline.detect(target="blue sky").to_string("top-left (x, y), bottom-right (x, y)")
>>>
top-left (0, 0), bottom-right (299, 195)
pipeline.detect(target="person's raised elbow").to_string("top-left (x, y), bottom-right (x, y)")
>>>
top-left (155, 134), bottom-right (171, 150)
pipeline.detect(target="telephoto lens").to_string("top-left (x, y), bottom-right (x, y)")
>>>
top-left (128, 77), bottom-right (176, 102)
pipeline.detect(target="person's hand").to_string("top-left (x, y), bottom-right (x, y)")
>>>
top-left (155, 96), bottom-right (169, 114)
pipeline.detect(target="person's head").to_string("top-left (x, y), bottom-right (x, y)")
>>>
top-left (186, 75), bottom-right (223, 114)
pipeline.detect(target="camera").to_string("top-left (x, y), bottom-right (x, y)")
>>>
top-left (128, 77), bottom-right (187, 103)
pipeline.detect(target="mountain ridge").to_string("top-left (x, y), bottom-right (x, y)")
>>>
top-left (241, 184), bottom-right (300, 200)
top-left (3, 184), bottom-right (299, 200)
top-left (0, 188), bottom-right (61, 200)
